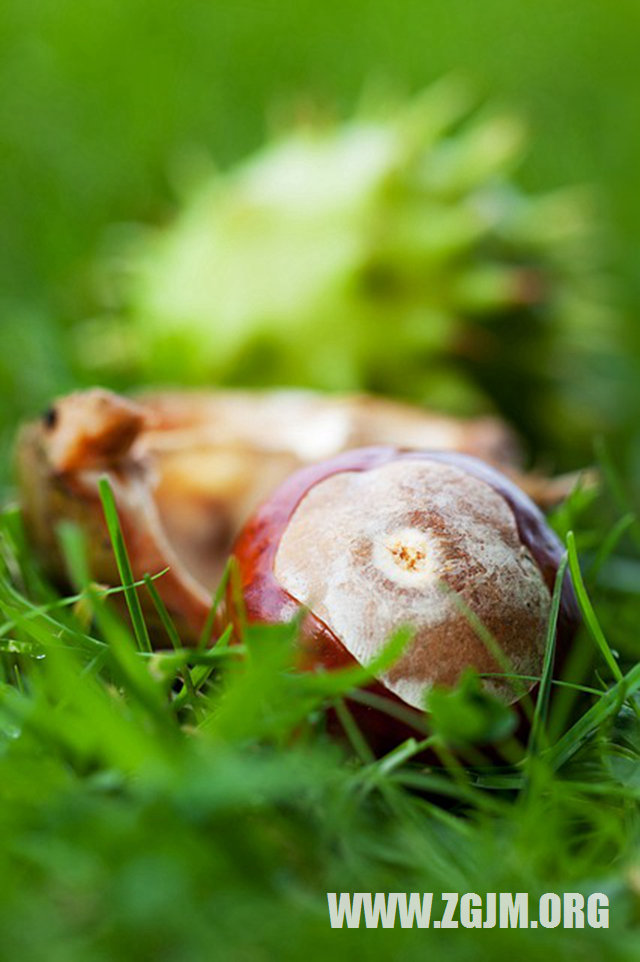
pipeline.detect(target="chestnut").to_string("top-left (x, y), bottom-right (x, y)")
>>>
top-left (18, 387), bottom-right (582, 653)
top-left (230, 447), bottom-right (578, 751)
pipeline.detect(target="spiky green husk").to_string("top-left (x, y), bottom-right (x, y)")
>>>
top-left (89, 80), bottom-right (616, 462)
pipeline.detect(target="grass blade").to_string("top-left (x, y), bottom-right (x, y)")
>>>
top-left (98, 476), bottom-right (152, 653)
top-left (567, 529), bottom-right (622, 682)
top-left (198, 556), bottom-right (233, 649)
top-left (526, 553), bottom-right (568, 759)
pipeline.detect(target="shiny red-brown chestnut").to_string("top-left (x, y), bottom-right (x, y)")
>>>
top-left (229, 447), bottom-right (579, 751)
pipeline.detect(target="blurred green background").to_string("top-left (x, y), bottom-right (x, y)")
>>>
top-left (2, 6), bottom-right (640, 961)
top-left (1, 0), bottom-right (639, 463)
top-left (2, 0), bottom-right (639, 297)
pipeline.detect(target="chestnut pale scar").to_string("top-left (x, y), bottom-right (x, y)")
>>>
top-left (273, 459), bottom-right (551, 708)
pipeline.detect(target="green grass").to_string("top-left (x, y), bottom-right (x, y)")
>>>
top-left (1, 4), bottom-right (640, 957)
top-left (1, 464), bottom-right (640, 960)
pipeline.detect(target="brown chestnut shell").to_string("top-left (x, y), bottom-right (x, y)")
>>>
top-left (230, 447), bottom-right (579, 753)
